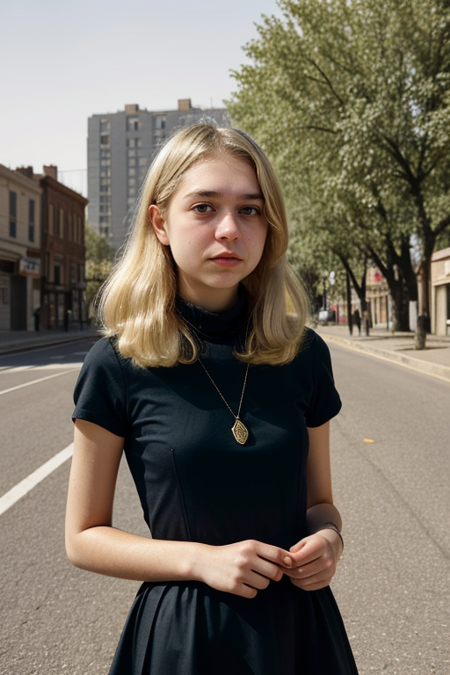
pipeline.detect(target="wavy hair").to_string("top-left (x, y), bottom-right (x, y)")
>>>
top-left (98, 123), bottom-right (309, 367)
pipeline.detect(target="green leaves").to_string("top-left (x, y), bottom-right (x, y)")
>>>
top-left (229, 0), bottom-right (450, 320)
top-left (85, 224), bottom-right (114, 317)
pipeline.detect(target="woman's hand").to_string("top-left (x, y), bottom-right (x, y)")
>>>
top-left (194, 540), bottom-right (292, 599)
top-left (282, 529), bottom-right (343, 591)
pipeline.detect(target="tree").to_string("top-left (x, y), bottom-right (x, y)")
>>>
top-left (228, 0), bottom-right (450, 333)
top-left (84, 224), bottom-right (115, 318)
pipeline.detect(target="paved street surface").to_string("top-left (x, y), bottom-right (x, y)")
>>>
top-left (1, 336), bottom-right (449, 674)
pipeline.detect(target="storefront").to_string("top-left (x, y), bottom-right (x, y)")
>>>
top-left (431, 247), bottom-right (450, 336)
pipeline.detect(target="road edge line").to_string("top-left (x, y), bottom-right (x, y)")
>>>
top-left (0, 443), bottom-right (74, 517)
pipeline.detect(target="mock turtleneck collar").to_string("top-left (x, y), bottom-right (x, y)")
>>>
top-left (175, 286), bottom-right (250, 340)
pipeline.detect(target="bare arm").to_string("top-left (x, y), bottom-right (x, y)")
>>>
top-left (282, 422), bottom-right (344, 590)
top-left (65, 419), bottom-right (292, 598)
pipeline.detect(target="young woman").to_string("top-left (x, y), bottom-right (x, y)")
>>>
top-left (66, 123), bottom-right (358, 674)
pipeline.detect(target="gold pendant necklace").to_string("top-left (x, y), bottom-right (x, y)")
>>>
top-left (197, 359), bottom-right (250, 445)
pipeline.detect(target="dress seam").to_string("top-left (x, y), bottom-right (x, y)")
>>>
top-left (170, 448), bottom-right (193, 541)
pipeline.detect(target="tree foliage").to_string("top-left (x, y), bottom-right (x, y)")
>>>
top-left (228, 0), bottom-right (450, 328)
top-left (84, 224), bottom-right (114, 316)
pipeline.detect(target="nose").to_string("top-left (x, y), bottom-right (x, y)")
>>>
top-left (215, 211), bottom-right (241, 241)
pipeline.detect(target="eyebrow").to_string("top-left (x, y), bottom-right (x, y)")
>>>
top-left (184, 190), bottom-right (264, 201)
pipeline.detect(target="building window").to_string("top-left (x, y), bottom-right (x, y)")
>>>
top-left (54, 259), bottom-right (63, 285)
top-left (155, 116), bottom-right (166, 130)
top-left (57, 208), bottom-right (64, 238)
top-left (29, 198), bottom-right (35, 242)
top-left (127, 117), bottom-right (139, 132)
top-left (100, 134), bottom-right (110, 146)
top-left (100, 119), bottom-right (110, 133)
top-left (48, 204), bottom-right (54, 235)
top-left (9, 191), bottom-right (17, 238)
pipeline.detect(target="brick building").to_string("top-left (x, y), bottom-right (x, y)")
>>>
top-left (37, 166), bottom-right (88, 330)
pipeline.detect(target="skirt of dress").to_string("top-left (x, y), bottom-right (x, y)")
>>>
top-left (109, 577), bottom-right (358, 675)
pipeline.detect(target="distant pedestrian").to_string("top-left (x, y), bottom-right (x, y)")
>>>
top-left (65, 123), bottom-right (358, 674)
top-left (33, 307), bottom-right (40, 331)
top-left (353, 308), bottom-right (361, 336)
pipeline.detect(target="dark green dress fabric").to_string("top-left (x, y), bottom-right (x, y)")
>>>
top-left (73, 297), bottom-right (358, 674)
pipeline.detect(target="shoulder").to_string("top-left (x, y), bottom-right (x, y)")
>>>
top-left (296, 327), bottom-right (332, 363)
top-left (75, 337), bottom-right (129, 397)
top-left (81, 336), bottom-right (130, 372)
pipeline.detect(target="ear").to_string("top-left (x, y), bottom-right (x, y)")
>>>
top-left (149, 204), bottom-right (170, 246)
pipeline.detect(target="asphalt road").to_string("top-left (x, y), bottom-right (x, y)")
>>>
top-left (0, 338), bottom-right (449, 674)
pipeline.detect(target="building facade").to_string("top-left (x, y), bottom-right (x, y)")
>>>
top-left (0, 165), bottom-right (42, 330)
top-left (37, 166), bottom-right (88, 331)
top-left (431, 247), bottom-right (450, 336)
top-left (87, 99), bottom-right (229, 251)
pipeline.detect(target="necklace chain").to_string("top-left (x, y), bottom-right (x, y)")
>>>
top-left (197, 359), bottom-right (250, 445)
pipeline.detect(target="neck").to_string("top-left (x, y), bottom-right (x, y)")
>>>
top-left (177, 286), bottom-right (239, 313)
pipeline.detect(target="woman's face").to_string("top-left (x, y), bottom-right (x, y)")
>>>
top-left (149, 153), bottom-right (269, 312)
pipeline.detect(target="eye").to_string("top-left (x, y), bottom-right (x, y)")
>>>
top-left (240, 206), bottom-right (261, 216)
top-left (192, 203), bottom-right (213, 214)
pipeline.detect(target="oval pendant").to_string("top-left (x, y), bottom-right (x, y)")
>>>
top-left (232, 419), bottom-right (249, 445)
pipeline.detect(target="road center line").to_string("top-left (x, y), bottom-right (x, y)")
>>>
top-left (0, 370), bottom-right (78, 396)
top-left (0, 443), bottom-right (74, 517)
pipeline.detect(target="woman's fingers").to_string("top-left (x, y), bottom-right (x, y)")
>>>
top-left (199, 540), bottom-right (291, 599)
top-left (284, 533), bottom-right (339, 591)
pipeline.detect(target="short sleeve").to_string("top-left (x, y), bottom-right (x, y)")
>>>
top-left (73, 337), bottom-right (128, 437)
top-left (304, 331), bottom-right (342, 428)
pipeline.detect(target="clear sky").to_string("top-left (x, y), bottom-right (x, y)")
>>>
top-left (0, 0), bottom-right (281, 194)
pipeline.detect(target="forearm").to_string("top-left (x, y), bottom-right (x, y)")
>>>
top-left (66, 527), bottom-right (292, 599)
top-left (306, 502), bottom-right (342, 535)
top-left (66, 526), bottom-right (206, 582)
top-left (306, 503), bottom-right (343, 559)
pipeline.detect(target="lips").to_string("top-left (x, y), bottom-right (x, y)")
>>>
top-left (209, 252), bottom-right (243, 268)
top-left (210, 252), bottom-right (243, 261)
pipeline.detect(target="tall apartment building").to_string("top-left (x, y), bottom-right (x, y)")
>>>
top-left (87, 99), bottom-right (229, 251)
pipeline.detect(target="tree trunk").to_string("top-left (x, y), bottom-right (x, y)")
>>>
top-left (346, 271), bottom-right (353, 335)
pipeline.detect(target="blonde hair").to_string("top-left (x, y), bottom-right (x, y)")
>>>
top-left (98, 123), bottom-right (309, 367)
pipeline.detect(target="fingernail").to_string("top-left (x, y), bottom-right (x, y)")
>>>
top-left (283, 556), bottom-right (292, 566)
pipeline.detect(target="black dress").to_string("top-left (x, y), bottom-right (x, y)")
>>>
top-left (72, 295), bottom-right (358, 675)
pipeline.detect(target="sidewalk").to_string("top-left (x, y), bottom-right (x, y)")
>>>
top-left (0, 326), bottom-right (101, 355)
top-left (316, 323), bottom-right (450, 382)
top-left (2, 322), bottom-right (450, 382)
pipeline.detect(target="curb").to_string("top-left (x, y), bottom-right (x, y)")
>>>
top-left (322, 333), bottom-right (450, 383)
top-left (0, 332), bottom-right (100, 356)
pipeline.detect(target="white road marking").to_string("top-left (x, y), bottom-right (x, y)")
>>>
top-left (0, 443), bottom-right (74, 516)
top-left (0, 369), bottom-right (78, 396)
